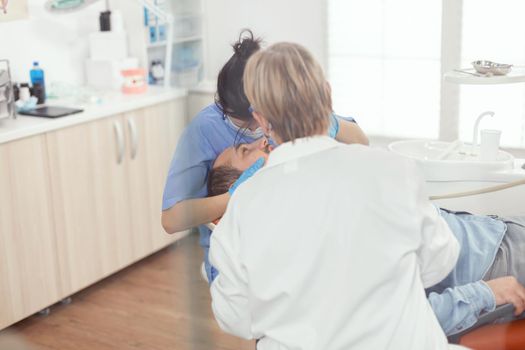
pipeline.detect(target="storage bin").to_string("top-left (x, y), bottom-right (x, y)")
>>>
top-left (173, 15), bottom-right (201, 39)
top-left (172, 64), bottom-right (201, 87)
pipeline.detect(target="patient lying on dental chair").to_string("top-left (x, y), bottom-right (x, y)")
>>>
top-left (208, 139), bottom-right (525, 337)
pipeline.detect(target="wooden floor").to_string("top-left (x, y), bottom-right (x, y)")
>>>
top-left (0, 233), bottom-right (255, 350)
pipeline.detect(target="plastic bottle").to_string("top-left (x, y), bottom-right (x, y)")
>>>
top-left (19, 83), bottom-right (31, 102)
top-left (30, 61), bottom-right (46, 104)
top-left (30, 62), bottom-right (45, 86)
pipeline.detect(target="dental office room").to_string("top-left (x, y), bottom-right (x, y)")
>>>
top-left (2, 0), bottom-right (525, 349)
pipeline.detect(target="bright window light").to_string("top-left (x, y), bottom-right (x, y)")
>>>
top-left (459, 0), bottom-right (525, 148)
top-left (329, 0), bottom-right (525, 148)
top-left (328, 0), bottom-right (442, 139)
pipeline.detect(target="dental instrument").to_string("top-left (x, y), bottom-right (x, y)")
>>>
top-left (471, 111), bottom-right (495, 156)
top-left (435, 139), bottom-right (463, 160)
top-left (453, 69), bottom-right (489, 78)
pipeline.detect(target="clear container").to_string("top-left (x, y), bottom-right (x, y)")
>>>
top-left (173, 15), bottom-right (202, 39)
top-left (170, 0), bottom-right (202, 15)
top-left (171, 64), bottom-right (201, 87)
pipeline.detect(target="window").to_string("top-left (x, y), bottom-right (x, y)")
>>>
top-left (458, 0), bottom-right (525, 147)
top-left (328, 0), bottom-right (525, 148)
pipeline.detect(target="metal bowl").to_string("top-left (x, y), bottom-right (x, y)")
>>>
top-left (472, 60), bottom-right (513, 76)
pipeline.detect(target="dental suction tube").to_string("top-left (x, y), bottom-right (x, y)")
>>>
top-left (429, 177), bottom-right (525, 201)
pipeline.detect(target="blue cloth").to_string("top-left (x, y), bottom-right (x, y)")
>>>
top-left (427, 208), bottom-right (507, 335)
top-left (328, 113), bottom-right (355, 138)
top-left (229, 157), bottom-right (265, 195)
top-left (162, 103), bottom-right (356, 282)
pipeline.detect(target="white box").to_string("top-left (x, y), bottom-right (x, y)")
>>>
top-left (88, 31), bottom-right (128, 61)
top-left (85, 58), bottom-right (139, 90)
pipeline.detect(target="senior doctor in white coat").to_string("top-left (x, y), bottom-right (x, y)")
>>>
top-left (209, 42), bottom-right (467, 350)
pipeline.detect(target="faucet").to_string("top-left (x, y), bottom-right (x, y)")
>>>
top-left (472, 111), bottom-right (495, 155)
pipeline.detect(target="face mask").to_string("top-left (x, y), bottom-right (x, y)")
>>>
top-left (225, 115), bottom-right (265, 139)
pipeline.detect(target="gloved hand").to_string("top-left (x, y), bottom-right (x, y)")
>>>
top-left (228, 157), bottom-right (265, 195)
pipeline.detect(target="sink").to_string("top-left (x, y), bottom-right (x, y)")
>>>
top-left (388, 139), bottom-right (515, 181)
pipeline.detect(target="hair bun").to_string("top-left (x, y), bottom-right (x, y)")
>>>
top-left (233, 29), bottom-right (262, 58)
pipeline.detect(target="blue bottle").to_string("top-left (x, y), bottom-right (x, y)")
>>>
top-left (30, 61), bottom-right (46, 104)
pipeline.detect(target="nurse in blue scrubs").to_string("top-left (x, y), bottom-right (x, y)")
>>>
top-left (161, 30), bottom-right (368, 282)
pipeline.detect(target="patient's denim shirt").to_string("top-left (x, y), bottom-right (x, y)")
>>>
top-left (426, 208), bottom-right (506, 335)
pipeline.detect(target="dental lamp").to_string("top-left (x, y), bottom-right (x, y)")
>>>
top-left (44, 0), bottom-right (174, 88)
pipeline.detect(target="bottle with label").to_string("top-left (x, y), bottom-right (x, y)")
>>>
top-left (30, 61), bottom-right (46, 104)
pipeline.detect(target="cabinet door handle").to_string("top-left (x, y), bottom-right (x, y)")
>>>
top-left (127, 117), bottom-right (138, 159)
top-left (113, 121), bottom-right (125, 164)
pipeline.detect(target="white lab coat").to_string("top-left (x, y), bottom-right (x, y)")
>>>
top-left (210, 136), bottom-right (463, 350)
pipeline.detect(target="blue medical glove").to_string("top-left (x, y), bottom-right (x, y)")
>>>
top-left (328, 113), bottom-right (339, 138)
top-left (228, 157), bottom-right (265, 195)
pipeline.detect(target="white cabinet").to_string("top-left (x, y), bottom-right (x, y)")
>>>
top-left (47, 113), bottom-right (135, 293)
top-left (46, 99), bottom-right (189, 295)
top-left (125, 99), bottom-right (188, 258)
top-left (0, 98), bottom-right (189, 330)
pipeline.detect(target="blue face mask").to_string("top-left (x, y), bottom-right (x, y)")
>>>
top-left (224, 115), bottom-right (265, 139)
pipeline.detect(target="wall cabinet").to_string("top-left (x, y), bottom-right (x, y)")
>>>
top-left (0, 99), bottom-right (188, 329)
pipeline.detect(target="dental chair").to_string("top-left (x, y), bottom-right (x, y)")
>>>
top-left (448, 304), bottom-right (525, 349)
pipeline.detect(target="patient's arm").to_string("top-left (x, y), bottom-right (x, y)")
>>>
top-left (427, 281), bottom-right (495, 335)
top-left (486, 276), bottom-right (525, 316)
top-left (336, 119), bottom-right (369, 145)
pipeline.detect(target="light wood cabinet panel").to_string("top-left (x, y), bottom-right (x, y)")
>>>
top-left (124, 107), bottom-right (155, 259)
top-left (0, 136), bottom-right (61, 329)
top-left (126, 99), bottom-right (188, 255)
top-left (1, 99), bottom-right (189, 330)
top-left (147, 100), bottom-right (188, 249)
top-left (46, 115), bottom-right (134, 294)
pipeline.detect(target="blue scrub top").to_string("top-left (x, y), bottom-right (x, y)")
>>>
top-left (162, 103), bottom-right (355, 281)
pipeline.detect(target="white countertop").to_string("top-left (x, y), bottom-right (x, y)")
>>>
top-left (0, 86), bottom-right (187, 144)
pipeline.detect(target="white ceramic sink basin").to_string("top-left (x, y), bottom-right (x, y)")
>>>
top-left (388, 139), bottom-right (515, 181)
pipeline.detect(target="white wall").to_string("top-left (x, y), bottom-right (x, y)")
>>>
top-left (0, 0), bottom-right (327, 86)
top-left (203, 0), bottom-right (326, 81)
top-left (0, 0), bottom-right (105, 85)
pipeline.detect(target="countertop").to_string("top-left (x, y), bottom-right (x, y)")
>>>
top-left (0, 87), bottom-right (187, 145)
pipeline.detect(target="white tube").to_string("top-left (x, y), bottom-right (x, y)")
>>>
top-left (429, 177), bottom-right (525, 200)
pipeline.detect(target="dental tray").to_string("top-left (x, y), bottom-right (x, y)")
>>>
top-left (471, 60), bottom-right (512, 76)
top-left (444, 66), bottom-right (525, 85)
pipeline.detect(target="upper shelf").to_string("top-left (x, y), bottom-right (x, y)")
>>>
top-left (146, 36), bottom-right (203, 49)
top-left (444, 67), bottom-right (525, 85)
